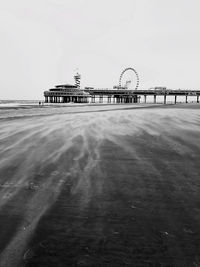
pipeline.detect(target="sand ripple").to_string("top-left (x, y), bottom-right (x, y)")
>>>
top-left (0, 104), bottom-right (200, 266)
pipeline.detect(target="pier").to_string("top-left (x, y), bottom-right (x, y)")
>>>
top-left (84, 88), bottom-right (200, 104)
top-left (44, 69), bottom-right (200, 104)
top-left (44, 88), bottom-right (200, 104)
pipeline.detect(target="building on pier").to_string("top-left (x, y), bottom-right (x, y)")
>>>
top-left (44, 73), bottom-right (89, 103)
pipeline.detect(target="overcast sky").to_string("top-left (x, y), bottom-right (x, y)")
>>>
top-left (1, 0), bottom-right (200, 99)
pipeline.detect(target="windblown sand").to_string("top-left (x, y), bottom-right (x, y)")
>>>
top-left (0, 104), bottom-right (200, 266)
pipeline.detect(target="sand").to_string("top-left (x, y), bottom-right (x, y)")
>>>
top-left (0, 103), bottom-right (200, 266)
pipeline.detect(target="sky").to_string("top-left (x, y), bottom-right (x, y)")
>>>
top-left (0, 0), bottom-right (200, 99)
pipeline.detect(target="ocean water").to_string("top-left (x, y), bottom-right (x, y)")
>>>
top-left (0, 102), bottom-right (200, 266)
top-left (0, 100), bottom-right (41, 106)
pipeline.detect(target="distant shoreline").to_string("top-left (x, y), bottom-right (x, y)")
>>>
top-left (0, 102), bottom-right (200, 110)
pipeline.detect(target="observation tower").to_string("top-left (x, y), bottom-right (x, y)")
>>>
top-left (74, 72), bottom-right (81, 88)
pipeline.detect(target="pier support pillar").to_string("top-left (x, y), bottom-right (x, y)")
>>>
top-left (186, 95), bottom-right (188, 103)
top-left (144, 95), bottom-right (147, 103)
top-left (164, 94), bottom-right (166, 104)
top-left (108, 96), bottom-right (111, 103)
top-left (197, 95), bottom-right (199, 103)
top-left (175, 95), bottom-right (177, 104)
top-left (154, 95), bottom-right (156, 104)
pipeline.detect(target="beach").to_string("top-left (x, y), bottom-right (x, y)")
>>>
top-left (0, 103), bottom-right (200, 266)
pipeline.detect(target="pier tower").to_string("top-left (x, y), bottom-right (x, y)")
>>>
top-left (74, 72), bottom-right (81, 88)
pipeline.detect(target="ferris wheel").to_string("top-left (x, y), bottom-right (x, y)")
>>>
top-left (119, 67), bottom-right (139, 90)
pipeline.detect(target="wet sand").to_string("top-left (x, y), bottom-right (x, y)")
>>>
top-left (0, 104), bottom-right (200, 266)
